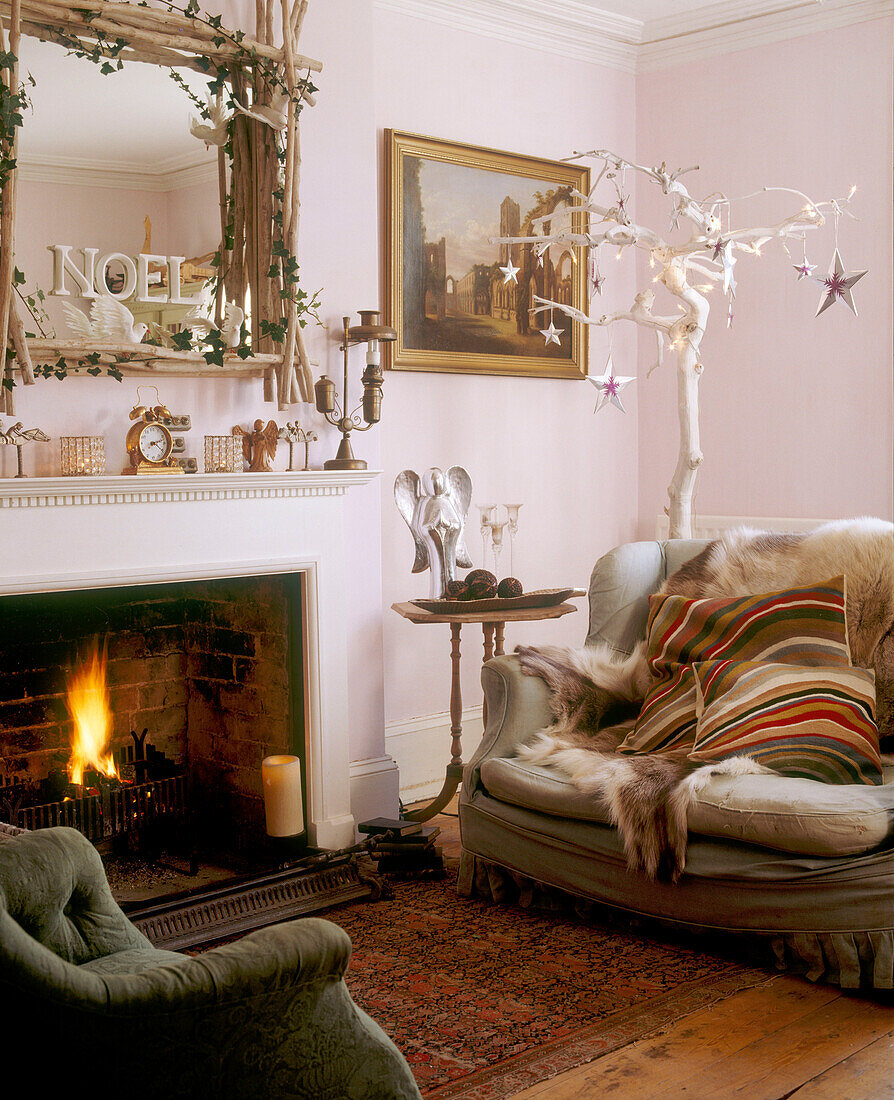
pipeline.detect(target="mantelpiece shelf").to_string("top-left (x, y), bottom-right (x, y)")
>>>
top-left (24, 339), bottom-right (281, 379)
top-left (0, 469), bottom-right (381, 507)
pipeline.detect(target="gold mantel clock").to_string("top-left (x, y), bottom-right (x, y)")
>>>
top-left (123, 387), bottom-right (181, 475)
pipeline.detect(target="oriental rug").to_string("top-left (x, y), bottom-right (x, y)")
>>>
top-left (327, 866), bottom-right (773, 1100)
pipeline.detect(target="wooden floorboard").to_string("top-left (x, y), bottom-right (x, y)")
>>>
top-left (407, 800), bottom-right (894, 1100)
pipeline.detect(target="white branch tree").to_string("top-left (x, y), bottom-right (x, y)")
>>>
top-left (492, 150), bottom-right (859, 538)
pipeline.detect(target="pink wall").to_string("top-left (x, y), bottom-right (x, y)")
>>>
top-left (635, 18), bottom-right (894, 535)
top-left (6, 1), bottom-right (891, 786)
top-left (370, 9), bottom-right (639, 727)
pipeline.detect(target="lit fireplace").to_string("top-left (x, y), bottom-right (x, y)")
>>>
top-left (66, 641), bottom-right (118, 785)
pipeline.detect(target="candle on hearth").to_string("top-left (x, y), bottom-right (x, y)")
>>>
top-left (261, 755), bottom-right (305, 837)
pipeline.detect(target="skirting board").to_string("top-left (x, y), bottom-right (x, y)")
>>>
top-left (386, 706), bottom-right (485, 803)
top-left (655, 514), bottom-right (831, 539)
top-left (349, 755), bottom-right (401, 833)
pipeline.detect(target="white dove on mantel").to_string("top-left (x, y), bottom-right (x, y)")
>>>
top-left (189, 93), bottom-right (231, 148)
top-left (174, 299), bottom-right (245, 348)
top-left (62, 296), bottom-right (148, 344)
top-left (233, 90), bottom-right (290, 131)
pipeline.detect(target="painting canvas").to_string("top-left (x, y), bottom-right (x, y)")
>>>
top-left (386, 131), bottom-right (589, 378)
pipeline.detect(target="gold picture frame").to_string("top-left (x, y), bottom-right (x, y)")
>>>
top-left (385, 130), bottom-right (589, 378)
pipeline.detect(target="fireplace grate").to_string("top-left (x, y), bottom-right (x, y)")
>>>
top-left (0, 733), bottom-right (189, 843)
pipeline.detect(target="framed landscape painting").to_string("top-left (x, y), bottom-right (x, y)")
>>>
top-left (385, 131), bottom-right (589, 378)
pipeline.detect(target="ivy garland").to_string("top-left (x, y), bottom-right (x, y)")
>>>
top-left (0, 0), bottom-right (320, 387)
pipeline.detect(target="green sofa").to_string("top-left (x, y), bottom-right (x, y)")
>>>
top-left (458, 539), bottom-right (894, 990)
top-left (0, 826), bottom-right (421, 1099)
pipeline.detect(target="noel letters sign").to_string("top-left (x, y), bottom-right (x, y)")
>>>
top-left (47, 245), bottom-right (205, 305)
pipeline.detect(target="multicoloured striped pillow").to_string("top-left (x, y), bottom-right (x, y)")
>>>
top-left (690, 660), bottom-right (882, 785)
top-left (618, 576), bottom-right (851, 754)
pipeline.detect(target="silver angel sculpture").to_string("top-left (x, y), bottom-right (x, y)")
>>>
top-left (394, 466), bottom-right (473, 598)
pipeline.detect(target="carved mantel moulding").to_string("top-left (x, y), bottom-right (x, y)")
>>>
top-left (0, 469), bottom-right (380, 508)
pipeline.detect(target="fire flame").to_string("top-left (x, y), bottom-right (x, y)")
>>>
top-left (66, 642), bottom-right (118, 785)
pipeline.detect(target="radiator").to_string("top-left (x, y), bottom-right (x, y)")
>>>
top-left (655, 515), bottom-right (831, 540)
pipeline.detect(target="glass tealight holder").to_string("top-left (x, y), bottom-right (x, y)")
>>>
top-left (204, 435), bottom-right (242, 473)
top-left (60, 436), bottom-right (105, 476)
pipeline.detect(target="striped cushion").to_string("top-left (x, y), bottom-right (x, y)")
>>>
top-left (690, 660), bottom-right (883, 785)
top-left (618, 576), bottom-right (851, 754)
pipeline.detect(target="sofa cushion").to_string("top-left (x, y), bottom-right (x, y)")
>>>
top-left (619, 575), bottom-right (852, 755)
top-left (690, 660), bottom-right (883, 785)
top-left (479, 756), bottom-right (894, 857)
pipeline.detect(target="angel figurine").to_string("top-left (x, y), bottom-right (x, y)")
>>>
top-left (394, 466), bottom-right (473, 598)
top-left (233, 420), bottom-right (278, 472)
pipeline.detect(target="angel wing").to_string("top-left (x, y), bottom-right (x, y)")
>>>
top-left (232, 425), bottom-right (251, 463)
top-left (259, 420), bottom-right (279, 465)
top-left (61, 302), bottom-right (93, 340)
top-left (445, 466), bottom-right (473, 568)
top-left (394, 469), bottom-right (428, 574)
top-left (91, 296), bottom-right (147, 343)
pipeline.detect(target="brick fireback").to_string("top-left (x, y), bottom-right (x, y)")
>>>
top-left (0, 574), bottom-right (302, 844)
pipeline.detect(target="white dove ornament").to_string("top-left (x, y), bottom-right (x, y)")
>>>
top-left (62, 296), bottom-right (148, 344)
top-left (189, 94), bottom-right (231, 148)
top-left (233, 90), bottom-right (290, 132)
top-left (221, 301), bottom-right (245, 348)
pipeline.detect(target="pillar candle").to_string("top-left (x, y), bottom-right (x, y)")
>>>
top-left (261, 755), bottom-right (305, 837)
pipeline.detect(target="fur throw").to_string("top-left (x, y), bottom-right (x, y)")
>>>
top-left (515, 518), bottom-right (894, 882)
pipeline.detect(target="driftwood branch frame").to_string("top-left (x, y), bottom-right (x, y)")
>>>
top-left (0, 0), bottom-right (321, 412)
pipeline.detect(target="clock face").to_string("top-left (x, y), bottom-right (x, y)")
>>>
top-left (138, 422), bottom-right (172, 463)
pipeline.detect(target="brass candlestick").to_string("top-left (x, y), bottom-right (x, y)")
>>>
top-left (314, 310), bottom-right (396, 470)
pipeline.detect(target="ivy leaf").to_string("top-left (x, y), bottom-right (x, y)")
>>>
top-left (87, 366), bottom-right (102, 376)
top-left (13, 267), bottom-right (24, 285)
top-left (107, 366), bottom-right (123, 382)
top-left (171, 330), bottom-right (193, 351)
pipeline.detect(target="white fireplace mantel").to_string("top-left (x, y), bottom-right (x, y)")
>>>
top-left (0, 469), bottom-right (380, 508)
top-left (0, 469), bottom-right (386, 850)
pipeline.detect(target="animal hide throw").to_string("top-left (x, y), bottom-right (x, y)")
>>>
top-left (515, 518), bottom-right (894, 882)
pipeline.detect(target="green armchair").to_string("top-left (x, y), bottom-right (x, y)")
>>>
top-left (0, 827), bottom-right (421, 1099)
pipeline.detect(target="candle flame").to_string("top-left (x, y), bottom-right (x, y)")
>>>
top-left (66, 642), bottom-right (118, 785)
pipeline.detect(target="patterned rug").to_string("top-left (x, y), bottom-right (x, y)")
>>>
top-left (326, 865), bottom-right (773, 1099)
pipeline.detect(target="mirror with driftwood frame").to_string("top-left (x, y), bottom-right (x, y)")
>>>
top-left (0, 0), bottom-right (320, 412)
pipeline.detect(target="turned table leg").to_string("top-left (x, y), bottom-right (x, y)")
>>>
top-left (449, 622), bottom-right (463, 765)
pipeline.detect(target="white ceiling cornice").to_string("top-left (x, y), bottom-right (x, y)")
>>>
top-left (17, 152), bottom-right (218, 193)
top-left (639, 0), bottom-right (894, 71)
top-left (375, 0), bottom-right (641, 72)
top-left (375, 0), bottom-right (894, 73)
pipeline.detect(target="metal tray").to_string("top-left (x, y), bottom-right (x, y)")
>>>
top-left (411, 587), bottom-right (583, 614)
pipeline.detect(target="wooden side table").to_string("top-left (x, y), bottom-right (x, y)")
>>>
top-left (391, 595), bottom-right (584, 822)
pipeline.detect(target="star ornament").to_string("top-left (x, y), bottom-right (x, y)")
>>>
top-left (816, 249), bottom-right (868, 317)
top-left (586, 356), bottom-right (635, 414)
top-left (793, 260), bottom-right (816, 281)
top-left (712, 237), bottom-right (737, 297)
top-left (500, 259), bottom-right (520, 284)
top-left (540, 320), bottom-right (562, 346)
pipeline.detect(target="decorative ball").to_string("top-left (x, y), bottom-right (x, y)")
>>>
top-left (498, 577), bottom-right (524, 598)
top-left (445, 580), bottom-right (470, 601)
top-left (467, 575), bottom-right (498, 600)
top-left (465, 568), bottom-right (497, 587)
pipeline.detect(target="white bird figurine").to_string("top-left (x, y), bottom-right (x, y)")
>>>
top-left (189, 94), bottom-right (231, 148)
top-left (62, 296), bottom-right (148, 344)
top-left (178, 299), bottom-right (245, 348)
top-left (233, 90), bottom-right (290, 132)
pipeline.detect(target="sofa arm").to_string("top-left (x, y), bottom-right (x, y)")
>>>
top-left (463, 655), bottom-right (553, 798)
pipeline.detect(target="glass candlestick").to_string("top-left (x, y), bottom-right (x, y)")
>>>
top-left (490, 517), bottom-right (508, 578)
top-left (505, 504), bottom-right (522, 577)
top-left (477, 503), bottom-right (496, 569)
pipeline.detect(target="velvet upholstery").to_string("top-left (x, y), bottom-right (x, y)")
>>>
top-left (0, 827), bottom-right (422, 1099)
top-left (459, 539), bottom-right (894, 989)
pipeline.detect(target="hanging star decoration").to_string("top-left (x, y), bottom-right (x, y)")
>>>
top-left (499, 259), bottom-right (520, 284)
top-left (712, 236), bottom-right (737, 297)
top-left (540, 319), bottom-right (562, 346)
top-left (586, 355), bottom-right (635, 413)
top-left (816, 249), bottom-right (868, 317)
top-left (589, 257), bottom-right (604, 296)
top-left (792, 260), bottom-right (817, 281)
top-left (534, 242), bottom-right (549, 269)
